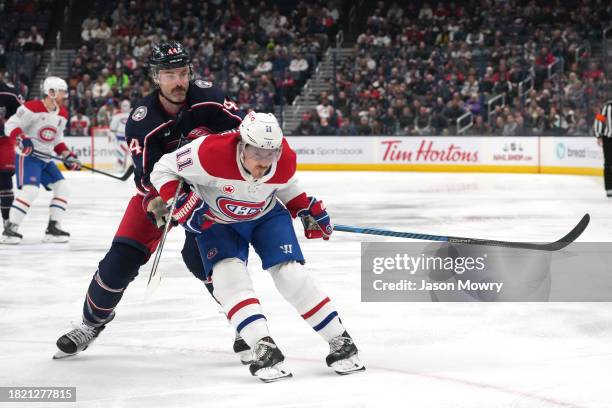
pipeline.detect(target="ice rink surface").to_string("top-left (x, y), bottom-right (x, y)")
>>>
top-left (1, 171), bottom-right (611, 408)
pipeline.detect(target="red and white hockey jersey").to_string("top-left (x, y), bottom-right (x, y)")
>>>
top-left (151, 131), bottom-right (306, 224)
top-left (5, 100), bottom-right (69, 160)
top-left (109, 111), bottom-right (130, 140)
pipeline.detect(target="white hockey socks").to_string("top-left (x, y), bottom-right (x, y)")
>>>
top-left (9, 184), bottom-right (39, 225)
top-left (212, 258), bottom-right (270, 348)
top-left (269, 261), bottom-right (345, 342)
top-left (48, 180), bottom-right (69, 223)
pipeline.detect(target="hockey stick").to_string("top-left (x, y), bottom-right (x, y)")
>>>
top-left (144, 110), bottom-right (189, 299)
top-left (32, 149), bottom-right (134, 181)
top-left (144, 178), bottom-right (183, 299)
top-left (334, 213), bottom-right (590, 251)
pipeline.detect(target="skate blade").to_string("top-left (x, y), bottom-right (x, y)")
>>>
top-left (0, 236), bottom-right (21, 245)
top-left (43, 235), bottom-right (69, 243)
top-left (331, 355), bottom-right (366, 375)
top-left (52, 350), bottom-right (78, 360)
top-left (255, 363), bottom-right (293, 383)
top-left (237, 349), bottom-right (254, 365)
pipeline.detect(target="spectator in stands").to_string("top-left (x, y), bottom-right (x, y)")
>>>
top-left (76, 73), bottom-right (92, 100)
top-left (96, 99), bottom-right (115, 127)
top-left (357, 115), bottom-right (372, 135)
top-left (317, 117), bottom-right (336, 135)
top-left (316, 92), bottom-right (334, 120)
top-left (69, 107), bottom-right (91, 136)
top-left (92, 75), bottom-right (111, 100)
top-left (295, 112), bottom-right (316, 136)
top-left (338, 117), bottom-right (357, 135)
top-left (414, 106), bottom-right (432, 135)
top-left (23, 26), bottom-right (44, 51)
top-left (106, 68), bottom-right (130, 95)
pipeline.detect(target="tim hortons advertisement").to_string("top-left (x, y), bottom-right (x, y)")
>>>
top-left (376, 137), bottom-right (538, 166)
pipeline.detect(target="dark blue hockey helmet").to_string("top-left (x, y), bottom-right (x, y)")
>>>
top-left (148, 41), bottom-right (193, 82)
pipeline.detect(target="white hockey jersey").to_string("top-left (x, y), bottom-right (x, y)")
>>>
top-left (109, 111), bottom-right (130, 141)
top-left (151, 131), bottom-right (304, 224)
top-left (4, 100), bottom-right (69, 161)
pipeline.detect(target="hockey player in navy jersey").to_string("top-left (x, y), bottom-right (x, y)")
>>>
top-left (1, 76), bottom-right (82, 244)
top-left (151, 112), bottom-right (365, 382)
top-left (54, 41), bottom-right (249, 360)
top-left (0, 73), bottom-right (24, 227)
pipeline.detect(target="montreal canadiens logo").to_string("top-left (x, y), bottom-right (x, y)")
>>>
top-left (222, 184), bottom-right (235, 194)
top-left (217, 197), bottom-right (265, 220)
top-left (38, 126), bottom-right (57, 142)
top-left (207, 248), bottom-right (218, 259)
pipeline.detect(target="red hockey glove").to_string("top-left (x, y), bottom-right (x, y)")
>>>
top-left (187, 126), bottom-right (213, 141)
top-left (16, 134), bottom-right (34, 156)
top-left (62, 151), bottom-right (82, 171)
top-left (287, 193), bottom-right (333, 240)
top-left (168, 190), bottom-right (214, 234)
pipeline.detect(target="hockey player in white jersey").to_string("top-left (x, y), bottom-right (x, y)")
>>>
top-left (108, 99), bottom-right (132, 173)
top-left (0, 76), bottom-right (82, 244)
top-left (151, 112), bottom-right (364, 382)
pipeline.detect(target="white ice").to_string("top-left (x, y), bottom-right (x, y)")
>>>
top-left (1, 171), bottom-right (611, 408)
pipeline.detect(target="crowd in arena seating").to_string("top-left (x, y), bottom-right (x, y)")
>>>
top-left (67, 0), bottom-right (343, 131)
top-left (0, 0), bottom-right (53, 95)
top-left (294, 0), bottom-right (610, 136)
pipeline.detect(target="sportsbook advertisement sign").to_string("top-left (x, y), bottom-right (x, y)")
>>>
top-left (361, 242), bottom-right (612, 302)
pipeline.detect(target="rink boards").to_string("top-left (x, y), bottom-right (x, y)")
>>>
top-left (61, 134), bottom-right (603, 176)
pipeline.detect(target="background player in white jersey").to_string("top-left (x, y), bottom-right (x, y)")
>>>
top-left (0, 76), bottom-right (82, 244)
top-left (108, 99), bottom-right (132, 172)
top-left (151, 112), bottom-right (365, 382)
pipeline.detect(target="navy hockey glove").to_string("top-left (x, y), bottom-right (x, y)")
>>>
top-left (16, 134), bottom-right (34, 156)
top-left (170, 190), bottom-right (214, 234)
top-left (62, 151), bottom-right (82, 171)
top-left (287, 194), bottom-right (333, 240)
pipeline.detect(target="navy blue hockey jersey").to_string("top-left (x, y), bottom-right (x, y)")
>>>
top-left (0, 81), bottom-right (24, 136)
top-left (125, 80), bottom-right (245, 194)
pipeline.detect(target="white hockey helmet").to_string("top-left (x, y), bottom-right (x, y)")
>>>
top-left (239, 112), bottom-right (283, 149)
top-left (239, 112), bottom-right (284, 163)
top-left (42, 76), bottom-right (68, 97)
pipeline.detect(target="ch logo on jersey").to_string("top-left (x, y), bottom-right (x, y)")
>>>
top-left (280, 244), bottom-right (293, 254)
top-left (38, 126), bottom-right (57, 142)
top-left (207, 248), bottom-right (218, 259)
top-left (132, 106), bottom-right (147, 121)
top-left (222, 184), bottom-right (235, 194)
top-left (217, 197), bottom-right (265, 220)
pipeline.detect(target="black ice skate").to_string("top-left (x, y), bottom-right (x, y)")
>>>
top-left (326, 331), bottom-right (365, 375)
top-left (53, 314), bottom-right (115, 359)
top-left (233, 333), bottom-right (254, 365)
top-left (0, 221), bottom-right (22, 245)
top-left (44, 220), bottom-right (70, 243)
top-left (249, 337), bottom-right (292, 382)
